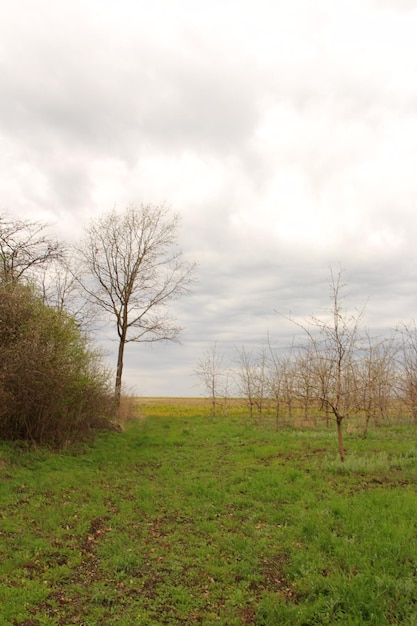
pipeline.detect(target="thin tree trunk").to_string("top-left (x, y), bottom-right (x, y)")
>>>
top-left (115, 335), bottom-right (126, 408)
top-left (363, 410), bottom-right (371, 437)
top-left (337, 418), bottom-right (345, 462)
top-left (115, 306), bottom-right (128, 409)
top-left (275, 399), bottom-right (280, 431)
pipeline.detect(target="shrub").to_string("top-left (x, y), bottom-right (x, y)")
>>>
top-left (0, 281), bottom-right (115, 446)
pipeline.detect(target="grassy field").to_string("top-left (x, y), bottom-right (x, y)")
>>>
top-left (1, 399), bottom-right (417, 625)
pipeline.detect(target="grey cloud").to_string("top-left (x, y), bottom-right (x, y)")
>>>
top-left (0, 10), bottom-right (261, 160)
top-left (139, 54), bottom-right (260, 154)
top-left (2, 0), bottom-right (417, 395)
top-left (0, 7), bottom-right (264, 227)
top-left (48, 165), bottom-right (92, 210)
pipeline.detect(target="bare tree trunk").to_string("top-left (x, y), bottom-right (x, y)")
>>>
top-left (114, 301), bottom-right (129, 409)
top-left (249, 401), bottom-right (254, 420)
top-left (115, 327), bottom-right (127, 408)
top-left (363, 410), bottom-right (371, 437)
top-left (275, 399), bottom-right (280, 431)
top-left (211, 384), bottom-right (216, 416)
top-left (337, 418), bottom-right (345, 462)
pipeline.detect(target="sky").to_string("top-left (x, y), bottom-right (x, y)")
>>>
top-left (1, 0), bottom-right (417, 396)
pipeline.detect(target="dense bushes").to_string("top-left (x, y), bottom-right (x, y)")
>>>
top-left (0, 281), bottom-right (115, 446)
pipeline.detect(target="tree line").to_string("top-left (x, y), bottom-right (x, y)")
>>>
top-left (0, 205), bottom-right (195, 445)
top-left (195, 271), bottom-right (417, 461)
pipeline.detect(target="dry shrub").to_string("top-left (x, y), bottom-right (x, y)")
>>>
top-left (117, 393), bottom-right (141, 428)
top-left (0, 281), bottom-right (115, 446)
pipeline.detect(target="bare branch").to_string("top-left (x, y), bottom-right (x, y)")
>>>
top-left (0, 212), bottom-right (62, 283)
top-left (278, 268), bottom-right (366, 461)
top-left (73, 204), bottom-right (197, 402)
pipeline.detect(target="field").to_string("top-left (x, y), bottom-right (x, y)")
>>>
top-left (1, 398), bottom-right (417, 625)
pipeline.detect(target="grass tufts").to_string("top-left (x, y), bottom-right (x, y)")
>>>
top-left (1, 399), bottom-right (417, 624)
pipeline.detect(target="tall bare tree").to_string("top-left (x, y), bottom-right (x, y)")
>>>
top-left (0, 212), bottom-right (62, 283)
top-left (75, 204), bottom-right (196, 403)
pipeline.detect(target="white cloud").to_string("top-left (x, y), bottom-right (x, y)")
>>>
top-left (1, 0), bottom-right (417, 394)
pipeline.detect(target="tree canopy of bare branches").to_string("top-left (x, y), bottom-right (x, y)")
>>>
top-left (75, 204), bottom-right (196, 402)
top-left (0, 212), bottom-right (62, 284)
top-left (283, 270), bottom-right (365, 461)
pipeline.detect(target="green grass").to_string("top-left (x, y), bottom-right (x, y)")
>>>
top-left (1, 400), bottom-right (417, 624)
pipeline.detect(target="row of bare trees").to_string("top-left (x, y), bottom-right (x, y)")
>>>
top-left (195, 271), bottom-right (417, 461)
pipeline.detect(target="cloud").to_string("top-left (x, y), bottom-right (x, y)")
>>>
top-left (1, 0), bottom-right (417, 394)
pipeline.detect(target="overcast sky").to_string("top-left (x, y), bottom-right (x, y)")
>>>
top-left (2, 0), bottom-right (417, 396)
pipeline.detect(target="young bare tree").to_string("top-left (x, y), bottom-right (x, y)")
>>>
top-left (358, 332), bottom-right (397, 434)
top-left (266, 342), bottom-right (296, 429)
top-left (74, 205), bottom-right (196, 404)
top-left (294, 347), bottom-right (317, 424)
top-left (265, 345), bottom-right (284, 429)
top-left (252, 346), bottom-right (269, 416)
top-left (194, 343), bottom-right (230, 415)
top-left (235, 346), bottom-right (258, 419)
top-left (0, 212), bottom-right (62, 283)
top-left (396, 322), bottom-right (417, 424)
top-left (235, 346), bottom-right (269, 419)
top-left (285, 270), bottom-right (364, 461)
